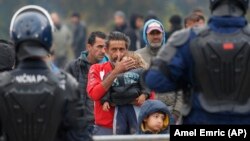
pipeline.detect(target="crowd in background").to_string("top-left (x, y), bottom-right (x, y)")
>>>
top-left (47, 7), bottom-right (206, 136)
top-left (0, 5), bottom-right (207, 140)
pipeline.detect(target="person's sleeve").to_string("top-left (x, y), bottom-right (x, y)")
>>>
top-left (100, 91), bottom-right (111, 105)
top-left (172, 90), bottom-right (183, 119)
top-left (144, 46), bottom-right (185, 93)
top-left (87, 65), bottom-right (107, 101)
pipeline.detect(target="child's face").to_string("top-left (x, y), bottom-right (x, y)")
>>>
top-left (144, 112), bottom-right (166, 133)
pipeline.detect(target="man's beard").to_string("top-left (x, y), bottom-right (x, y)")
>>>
top-left (149, 42), bottom-right (162, 49)
top-left (148, 41), bottom-right (162, 56)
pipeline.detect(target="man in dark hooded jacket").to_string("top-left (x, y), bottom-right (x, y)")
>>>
top-left (65, 31), bottom-right (107, 134)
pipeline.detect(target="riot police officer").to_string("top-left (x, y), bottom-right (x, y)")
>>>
top-left (0, 5), bottom-right (91, 141)
top-left (144, 0), bottom-right (250, 124)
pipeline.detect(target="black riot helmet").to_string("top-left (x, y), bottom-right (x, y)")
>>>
top-left (210, 0), bottom-right (249, 15)
top-left (10, 5), bottom-right (54, 60)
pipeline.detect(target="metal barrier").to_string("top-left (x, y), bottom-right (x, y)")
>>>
top-left (93, 134), bottom-right (170, 141)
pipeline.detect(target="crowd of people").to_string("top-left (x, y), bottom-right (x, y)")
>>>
top-left (0, 0), bottom-right (249, 141)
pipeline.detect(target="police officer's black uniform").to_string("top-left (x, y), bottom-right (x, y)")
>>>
top-left (0, 5), bottom-right (91, 141)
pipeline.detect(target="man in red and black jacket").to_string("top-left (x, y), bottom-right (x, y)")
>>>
top-left (87, 31), bottom-right (137, 135)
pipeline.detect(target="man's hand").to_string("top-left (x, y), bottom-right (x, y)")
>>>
top-left (136, 94), bottom-right (147, 106)
top-left (102, 56), bottom-right (136, 91)
top-left (102, 102), bottom-right (110, 111)
top-left (113, 57), bottom-right (136, 74)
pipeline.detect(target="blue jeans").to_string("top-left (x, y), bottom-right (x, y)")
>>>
top-left (93, 125), bottom-right (113, 135)
top-left (113, 104), bottom-right (139, 135)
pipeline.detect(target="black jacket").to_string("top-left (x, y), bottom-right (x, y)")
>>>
top-left (65, 51), bottom-right (94, 124)
top-left (101, 68), bottom-right (150, 105)
top-left (0, 59), bottom-right (91, 141)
